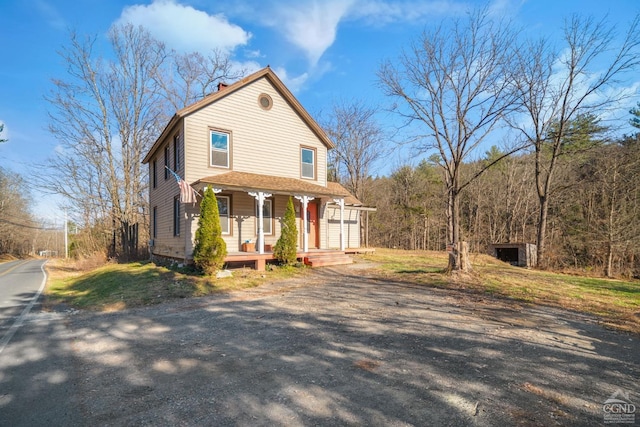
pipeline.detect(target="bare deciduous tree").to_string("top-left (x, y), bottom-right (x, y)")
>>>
top-left (0, 168), bottom-right (36, 255)
top-left (41, 24), bottom-right (167, 259)
top-left (322, 100), bottom-right (385, 203)
top-left (156, 49), bottom-right (246, 115)
top-left (378, 8), bottom-right (520, 271)
top-left (512, 15), bottom-right (640, 268)
top-left (39, 24), bottom-right (245, 259)
top-left (577, 138), bottom-right (640, 277)
top-left (0, 124), bottom-right (7, 143)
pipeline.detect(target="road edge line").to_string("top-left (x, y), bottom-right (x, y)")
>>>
top-left (0, 260), bottom-right (48, 355)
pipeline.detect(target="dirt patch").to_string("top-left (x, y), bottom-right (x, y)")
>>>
top-left (3, 262), bottom-right (639, 426)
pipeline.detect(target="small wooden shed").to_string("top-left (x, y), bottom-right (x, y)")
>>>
top-left (489, 243), bottom-right (537, 268)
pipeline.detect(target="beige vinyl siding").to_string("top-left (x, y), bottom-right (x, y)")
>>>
top-left (326, 206), bottom-right (360, 249)
top-left (183, 77), bottom-right (327, 185)
top-left (184, 193), bottom-right (299, 256)
top-left (149, 122), bottom-right (187, 259)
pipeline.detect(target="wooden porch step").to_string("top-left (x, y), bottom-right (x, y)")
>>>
top-left (303, 253), bottom-right (353, 268)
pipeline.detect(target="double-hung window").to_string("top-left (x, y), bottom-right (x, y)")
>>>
top-left (152, 160), bottom-right (157, 188)
top-left (173, 134), bottom-right (180, 171)
top-left (164, 146), bottom-right (170, 179)
top-left (256, 199), bottom-right (273, 235)
top-left (173, 196), bottom-right (180, 236)
top-left (210, 130), bottom-right (230, 168)
top-left (217, 196), bottom-right (230, 235)
top-left (301, 147), bottom-right (315, 179)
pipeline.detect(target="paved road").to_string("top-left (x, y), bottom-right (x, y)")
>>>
top-left (0, 264), bottom-right (638, 426)
top-left (0, 259), bottom-right (80, 426)
top-left (0, 260), bottom-right (47, 347)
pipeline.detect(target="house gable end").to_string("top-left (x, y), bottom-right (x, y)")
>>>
top-left (182, 73), bottom-right (329, 184)
top-left (142, 67), bottom-right (333, 165)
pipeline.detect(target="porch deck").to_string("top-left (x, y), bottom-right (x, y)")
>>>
top-left (224, 248), bottom-right (374, 271)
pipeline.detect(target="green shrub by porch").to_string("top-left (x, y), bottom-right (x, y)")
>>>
top-left (274, 196), bottom-right (298, 265)
top-left (193, 187), bottom-right (227, 275)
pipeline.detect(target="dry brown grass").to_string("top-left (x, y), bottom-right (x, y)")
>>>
top-left (358, 248), bottom-right (640, 334)
top-left (0, 254), bottom-right (18, 262)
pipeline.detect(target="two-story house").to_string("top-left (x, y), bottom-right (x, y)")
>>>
top-left (142, 67), bottom-right (373, 269)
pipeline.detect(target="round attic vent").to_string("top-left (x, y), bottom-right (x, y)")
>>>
top-left (258, 93), bottom-right (273, 110)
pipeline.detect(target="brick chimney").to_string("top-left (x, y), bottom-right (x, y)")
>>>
top-left (217, 82), bottom-right (228, 92)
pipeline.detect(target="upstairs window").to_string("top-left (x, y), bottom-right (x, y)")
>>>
top-left (210, 130), bottom-right (230, 168)
top-left (152, 159), bottom-right (157, 188)
top-left (164, 145), bottom-right (170, 179)
top-left (173, 133), bottom-right (180, 172)
top-left (301, 147), bottom-right (315, 179)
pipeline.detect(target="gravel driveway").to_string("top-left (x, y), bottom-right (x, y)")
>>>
top-left (2, 263), bottom-right (639, 426)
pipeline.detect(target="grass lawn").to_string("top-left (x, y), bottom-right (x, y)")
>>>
top-left (360, 248), bottom-right (640, 334)
top-left (45, 259), bottom-right (309, 312)
top-left (44, 249), bottom-right (640, 334)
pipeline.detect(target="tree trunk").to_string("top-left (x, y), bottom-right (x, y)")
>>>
top-left (604, 165), bottom-right (618, 278)
top-left (605, 242), bottom-right (614, 278)
top-left (536, 195), bottom-right (549, 269)
top-left (447, 188), bottom-right (472, 272)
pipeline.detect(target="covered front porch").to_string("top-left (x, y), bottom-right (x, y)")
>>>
top-left (190, 171), bottom-right (363, 253)
top-left (223, 248), bottom-right (351, 271)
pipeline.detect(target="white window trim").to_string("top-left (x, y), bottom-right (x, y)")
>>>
top-left (301, 147), bottom-right (315, 179)
top-left (210, 130), bottom-right (230, 168)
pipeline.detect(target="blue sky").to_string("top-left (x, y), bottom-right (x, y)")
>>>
top-left (0, 0), bottom-right (638, 218)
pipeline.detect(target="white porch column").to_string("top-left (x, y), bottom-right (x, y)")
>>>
top-left (294, 195), bottom-right (314, 253)
top-left (333, 198), bottom-right (345, 251)
top-left (249, 191), bottom-right (271, 254)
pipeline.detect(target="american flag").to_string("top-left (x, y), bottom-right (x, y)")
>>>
top-left (166, 166), bottom-right (199, 204)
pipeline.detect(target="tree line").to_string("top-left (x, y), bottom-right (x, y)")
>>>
top-left (328, 9), bottom-right (640, 273)
top-left (362, 128), bottom-right (640, 277)
top-left (2, 8), bottom-right (638, 278)
top-left (0, 167), bottom-right (71, 257)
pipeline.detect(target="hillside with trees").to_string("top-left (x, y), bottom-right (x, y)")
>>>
top-left (363, 131), bottom-right (640, 277)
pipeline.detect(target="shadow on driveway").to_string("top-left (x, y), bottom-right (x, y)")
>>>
top-left (1, 266), bottom-right (639, 426)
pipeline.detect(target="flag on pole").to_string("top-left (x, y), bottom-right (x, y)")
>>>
top-left (165, 166), bottom-right (199, 204)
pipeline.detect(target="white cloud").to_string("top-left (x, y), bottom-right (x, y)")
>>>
top-left (488, 0), bottom-right (525, 18)
top-left (272, 67), bottom-right (310, 94)
top-left (54, 144), bottom-right (65, 155)
top-left (35, 0), bottom-right (66, 30)
top-left (351, 0), bottom-right (469, 25)
top-left (232, 60), bottom-right (262, 77)
top-left (244, 49), bottom-right (263, 59)
top-left (115, 0), bottom-right (251, 54)
top-left (259, 0), bottom-right (469, 66)
top-left (266, 0), bottom-right (356, 66)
